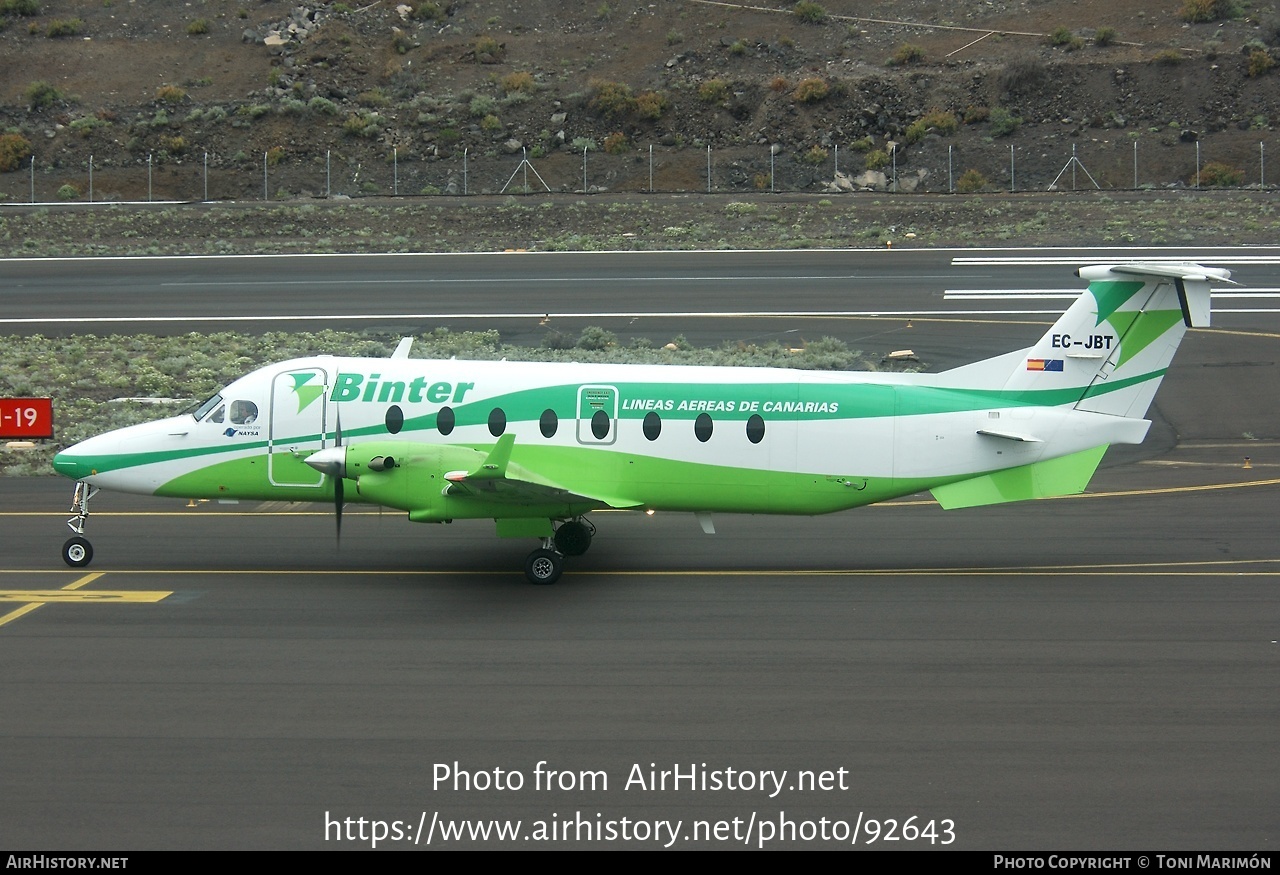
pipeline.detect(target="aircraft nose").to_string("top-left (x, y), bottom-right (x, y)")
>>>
top-left (52, 448), bottom-right (90, 480)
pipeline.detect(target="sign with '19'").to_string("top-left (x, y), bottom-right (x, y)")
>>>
top-left (1, 398), bottom-right (54, 439)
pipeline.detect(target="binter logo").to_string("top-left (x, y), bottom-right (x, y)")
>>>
top-left (330, 372), bottom-right (476, 405)
top-left (292, 372), bottom-right (327, 413)
top-left (1091, 282), bottom-right (1184, 368)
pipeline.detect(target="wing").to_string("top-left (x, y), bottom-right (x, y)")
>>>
top-left (309, 435), bottom-right (643, 521)
top-left (441, 434), bottom-right (642, 509)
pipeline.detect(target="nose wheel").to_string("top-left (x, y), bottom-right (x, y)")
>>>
top-left (62, 536), bottom-right (93, 568)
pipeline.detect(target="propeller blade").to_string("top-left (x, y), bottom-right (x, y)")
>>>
top-left (334, 475), bottom-right (343, 543)
top-left (334, 406), bottom-right (343, 543)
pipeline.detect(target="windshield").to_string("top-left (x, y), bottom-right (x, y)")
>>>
top-left (187, 393), bottom-right (224, 421)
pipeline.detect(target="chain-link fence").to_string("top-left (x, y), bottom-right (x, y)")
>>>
top-left (3, 135), bottom-right (1274, 203)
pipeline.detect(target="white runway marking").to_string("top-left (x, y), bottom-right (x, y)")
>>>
top-left (0, 310), bottom-right (1073, 326)
top-left (158, 274), bottom-right (962, 287)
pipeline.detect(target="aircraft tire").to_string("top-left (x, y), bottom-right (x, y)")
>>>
top-left (62, 536), bottom-right (93, 568)
top-left (524, 548), bottom-right (564, 585)
top-left (553, 520), bottom-right (592, 557)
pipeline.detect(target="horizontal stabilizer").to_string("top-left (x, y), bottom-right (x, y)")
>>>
top-left (930, 445), bottom-right (1108, 509)
top-left (976, 428), bottom-right (1043, 443)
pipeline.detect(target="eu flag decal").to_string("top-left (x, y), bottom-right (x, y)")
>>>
top-left (1026, 359), bottom-right (1064, 371)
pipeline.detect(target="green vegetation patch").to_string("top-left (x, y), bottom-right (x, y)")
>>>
top-left (0, 132), bottom-right (33, 172)
top-left (793, 1), bottom-right (826, 23)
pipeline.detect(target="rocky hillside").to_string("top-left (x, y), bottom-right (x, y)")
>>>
top-left (1, 0), bottom-right (1278, 202)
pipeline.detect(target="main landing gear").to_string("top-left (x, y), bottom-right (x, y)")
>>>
top-left (553, 518), bottom-right (594, 557)
top-left (62, 481), bottom-right (97, 568)
top-left (524, 546), bottom-right (563, 585)
top-left (522, 518), bottom-right (595, 584)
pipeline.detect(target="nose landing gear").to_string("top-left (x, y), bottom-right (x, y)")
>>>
top-left (61, 481), bottom-right (97, 568)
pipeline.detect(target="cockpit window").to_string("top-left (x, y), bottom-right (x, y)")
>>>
top-left (229, 400), bottom-right (258, 425)
top-left (190, 394), bottom-right (224, 421)
top-left (208, 404), bottom-right (225, 423)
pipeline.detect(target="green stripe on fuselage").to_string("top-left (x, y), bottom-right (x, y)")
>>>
top-left (153, 442), bottom-right (970, 517)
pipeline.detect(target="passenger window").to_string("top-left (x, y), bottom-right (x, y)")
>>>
top-left (230, 400), bottom-right (258, 425)
top-left (488, 407), bottom-right (506, 437)
top-left (540, 408), bottom-right (558, 438)
top-left (643, 411), bottom-right (662, 441)
top-left (385, 405), bottom-right (404, 435)
top-left (591, 409), bottom-right (610, 440)
top-left (437, 406), bottom-right (455, 436)
top-left (694, 412), bottom-right (713, 443)
top-left (746, 414), bottom-right (765, 444)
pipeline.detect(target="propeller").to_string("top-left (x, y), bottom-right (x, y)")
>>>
top-left (334, 408), bottom-right (343, 542)
top-left (304, 408), bottom-right (346, 543)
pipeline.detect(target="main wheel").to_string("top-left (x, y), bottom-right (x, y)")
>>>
top-left (524, 548), bottom-right (564, 585)
top-left (553, 520), bottom-right (593, 557)
top-left (62, 536), bottom-right (93, 568)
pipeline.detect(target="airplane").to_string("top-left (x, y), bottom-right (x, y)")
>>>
top-left (51, 262), bottom-right (1231, 584)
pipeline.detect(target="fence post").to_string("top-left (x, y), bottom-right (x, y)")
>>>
top-left (263, 151), bottom-right (268, 201)
top-left (649, 144), bottom-right (653, 193)
top-left (1261, 141), bottom-right (1266, 188)
top-left (393, 146), bottom-right (398, 196)
top-left (326, 150), bottom-right (331, 197)
top-left (1009, 145), bottom-right (1015, 193)
top-left (88, 154), bottom-right (93, 202)
top-left (30, 155), bottom-right (34, 204)
top-left (203, 152), bottom-right (209, 202)
top-left (147, 153), bottom-right (153, 202)
top-left (1133, 139), bottom-right (1138, 190)
top-left (948, 145), bottom-right (953, 193)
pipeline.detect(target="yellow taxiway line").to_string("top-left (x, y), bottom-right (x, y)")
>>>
top-left (0, 572), bottom-right (173, 629)
top-left (1, 559), bottom-right (1279, 579)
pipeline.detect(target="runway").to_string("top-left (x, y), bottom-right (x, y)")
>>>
top-left (1, 249), bottom-right (1278, 850)
top-left (3, 246), bottom-right (1279, 343)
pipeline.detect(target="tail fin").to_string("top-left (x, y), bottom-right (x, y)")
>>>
top-left (944, 262), bottom-right (1233, 418)
top-left (927, 263), bottom-right (1231, 511)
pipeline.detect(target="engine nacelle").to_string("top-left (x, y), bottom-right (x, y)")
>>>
top-left (337, 441), bottom-right (488, 520)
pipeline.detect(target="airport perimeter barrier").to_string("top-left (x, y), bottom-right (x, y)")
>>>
top-left (1, 137), bottom-right (1275, 204)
